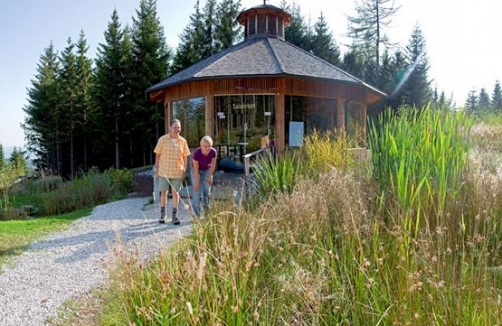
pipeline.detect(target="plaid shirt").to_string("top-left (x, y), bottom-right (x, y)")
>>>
top-left (154, 134), bottom-right (190, 178)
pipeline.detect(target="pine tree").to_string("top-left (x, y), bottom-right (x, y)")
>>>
top-left (402, 23), bottom-right (432, 109)
top-left (465, 90), bottom-right (478, 114)
top-left (431, 87), bottom-right (454, 110)
top-left (58, 38), bottom-right (79, 177)
top-left (200, 0), bottom-right (218, 60)
top-left (283, 3), bottom-right (309, 50)
top-left (347, 0), bottom-right (400, 67)
top-left (491, 80), bottom-right (502, 112)
top-left (171, 1), bottom-right (204, 74)
top-left (478, 88), bottom-right (490, 112)
top-left (382, 50), bottom-right (407, 111)
top-left (310, 12), bottom-right (341, 66)
top-left (22, 43), bottom-right (61, 172)
top-left (93, 9), bottom-right (134, 169)
top-left (214, 0), bottom-right (242, 51)
top-left (9, 147), bottom-right (28, 176)
top-left (0, 144), bottom-right (4, 169)
top-left (342, 48), bottom-right (365, 79)
top-left (75, 31), bottom-right (94, 171)
top-left (130, 0), bottom-right (170, 167)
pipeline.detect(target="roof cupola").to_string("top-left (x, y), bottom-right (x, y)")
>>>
top-left (236, 1), bottom-right (292, 40)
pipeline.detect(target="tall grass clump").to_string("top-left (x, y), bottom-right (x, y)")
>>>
top-left (35, 168), bottom-right (134, 216)
top-left (302, 129), bottom-right (355, 175)
top-left (253, 129), bottom-right (356, 201)
top-left (365, 105), bottom-right (502, 323)
top-left (252, 149), bottom-right (303, 198)
top-left (102, 207), bottom-right (279, 325)
top-left (369, 105), bottom-right (471, 232)
top-left (97, 108), bottom-right (502, 325)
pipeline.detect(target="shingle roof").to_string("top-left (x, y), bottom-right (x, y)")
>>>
top-left (146, 37), bottom-right (385, 97)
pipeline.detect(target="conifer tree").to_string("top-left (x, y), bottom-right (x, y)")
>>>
top-left (283, 3), bottom-right (309, 50)
top-left (342, 48), bottom-right (365, 79)
top-left (58, 38), bottom-right (78, 177)
top-left (171, 1), bottom-right (204, 74)
top-left (347, 0), bottom-right (400, 67)
top-left (93, 9), bottom-right (134, 169)
top-left (22, 43), bottom-right (61, 172)
top-left (401, 23), bottom-right (432, 109)
top-left (75, 31), bottom-right (94, 171)
top-left (381, 50), bottom-right (407, 111)
top-left (491, 80), bottom-right (502, 112)
top-left (431, 87), bottom-right (453, 110)
top-left (478, 88), bottom-right (490, 112)
top-left (130, 0), bottom-right (170, 166)
top-left (465, 90), bottom-right (478, 114)
top-left (9, 147), bottom-right (28, 176)
top-left (200, 0), bottom-right (218, 60)
top-left (0, 144), bottom-right (4, 169)
top-left (310, 12), bottom-right (341, 66)
top-left (214, 0), bottom-right (242, 51)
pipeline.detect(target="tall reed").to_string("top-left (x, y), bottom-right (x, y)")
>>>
top-left (369, 105), bottom-right (471, 234)
top-left (98, 110), bottom-right (502, 325)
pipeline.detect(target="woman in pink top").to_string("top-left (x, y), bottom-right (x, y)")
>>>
top-left (191, 136), bottom-right (217, 217)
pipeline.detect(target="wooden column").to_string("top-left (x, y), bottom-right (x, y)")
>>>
top-left (275, 78), bottom-right (285, 154)
top-left (205, 94), bottom-right (214, 137)
top-left (361, 104), bottom-right (367, 147)
top-left (337, 98), bottom-right (346, 132)
top-left (331, 99), bottom-right (336, 131)
top-left (164, 100), bottom-right (172, 134)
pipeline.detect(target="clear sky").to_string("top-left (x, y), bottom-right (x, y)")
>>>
top-left (1, 0), bottom-right (501, 148)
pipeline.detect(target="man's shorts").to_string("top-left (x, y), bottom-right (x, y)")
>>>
top-left (158, 177), bottom-right (183, 193)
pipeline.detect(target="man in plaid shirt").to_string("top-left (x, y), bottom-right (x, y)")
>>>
top-left (154, 119), bottom-right (191, 225)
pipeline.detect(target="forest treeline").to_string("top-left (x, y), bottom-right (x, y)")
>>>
top-left (19, 0), bottom-right (502, 177)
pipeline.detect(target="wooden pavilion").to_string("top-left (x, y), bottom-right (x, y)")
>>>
top-left (146, 3), bottom-right (386, 155)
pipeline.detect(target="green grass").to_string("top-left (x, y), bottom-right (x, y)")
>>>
top-left (0, 208), bottom-right (92, 270)
top-left (9, 107), bottom-right (502, 325)
top-left (89, 106), bottom-right (502, 325)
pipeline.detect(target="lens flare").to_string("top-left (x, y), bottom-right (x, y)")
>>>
top-left (390, 52), bottom-right (424, 99)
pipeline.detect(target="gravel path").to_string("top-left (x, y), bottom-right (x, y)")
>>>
top-left (0, 197), bottom-right (193, 326)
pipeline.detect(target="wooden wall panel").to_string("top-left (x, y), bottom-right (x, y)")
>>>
top-left (157, 77), bottom-right (376, 104)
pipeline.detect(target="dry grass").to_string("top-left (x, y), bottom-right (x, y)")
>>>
top-left (57, 111), bottom-right (502, 325)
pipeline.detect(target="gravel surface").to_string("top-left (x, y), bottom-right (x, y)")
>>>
top-left (0, 196), bottom-right (193, 326)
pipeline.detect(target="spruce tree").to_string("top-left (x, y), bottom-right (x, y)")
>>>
top-left (214, 0), bottom-right (242, 51)
top-left (478, 88), bottom-right (490, 112)
top-left (0, 144), bottom-right (4, 169)
top-left (432, 87), bottom-right (453, 110)
top-left (491, 80), bottom-right (502, 112)
top-left (437, 91), bottom-right (453, 110)
top-left (310, 12), bottom-right (341, 66)
top-left (75, 31), bottom-right (94, 171)
top-left (22, 43), bottom-right (61, 172)
top-left (58, 38), bottom-right (78, 177)
top-left (171, 1), bottom-right (204, 74)
top-left (283, 3), bottom-right (309, 50)
top-left (465, 90), bottom-right (478, 114)
top-left (342, 48), bottom-right (365, 79)
top-left (130, 0), bottom-right (170, 167)
top-left (9, 147), bottom-right (28, 176)
top-left (200, 0), bottom-right (218, 60)
top-left (402, 23), bottom-right (432, 109)
top-left (93, 9), bottom-right (133, 169)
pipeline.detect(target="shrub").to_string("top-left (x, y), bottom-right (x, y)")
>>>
top-left (108, 168), bottom-right (135, 195)
top-left (302, 129), bottom-right (355, 176)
